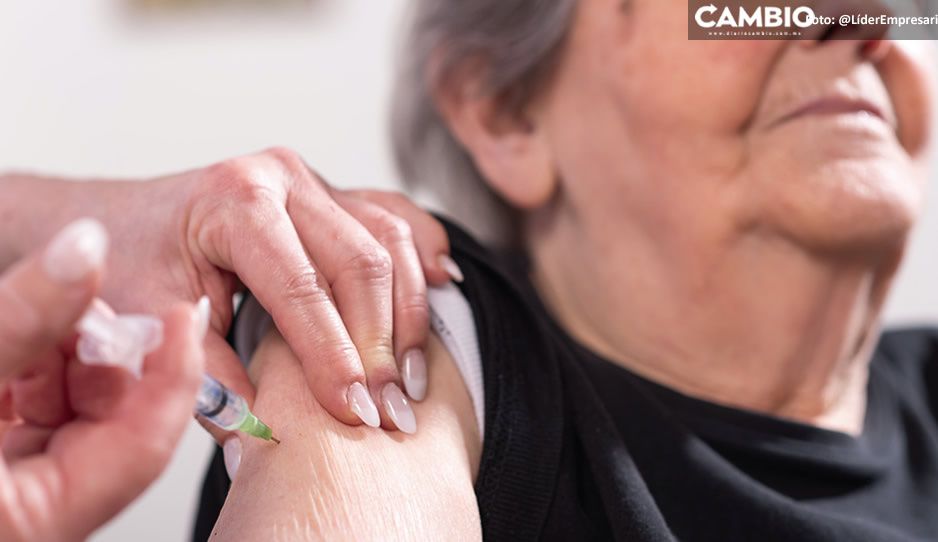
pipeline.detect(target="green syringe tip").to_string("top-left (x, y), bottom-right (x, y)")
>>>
top-left (238, 412), bottom-right (275, 442)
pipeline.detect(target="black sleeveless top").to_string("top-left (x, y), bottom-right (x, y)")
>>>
top-left (194, 221), bottom-right (938, 541)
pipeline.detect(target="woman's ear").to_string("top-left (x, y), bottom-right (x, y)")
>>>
top-left (433, 62), bottom-right (557, 210)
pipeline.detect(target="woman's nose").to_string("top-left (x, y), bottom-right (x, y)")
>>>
top-left (860, 39), bottom-right (892, 62)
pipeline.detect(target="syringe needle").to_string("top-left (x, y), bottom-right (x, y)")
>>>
top-left (271, 436), bottom-right (281, 445)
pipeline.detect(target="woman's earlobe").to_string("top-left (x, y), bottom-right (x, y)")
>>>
top-left (479, 127), bottom-right (557, 210)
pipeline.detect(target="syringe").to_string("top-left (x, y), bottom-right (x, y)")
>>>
top-left (196, 373), bottom-right (280, 443)
top-left (76, 297), bottom-right (279, 444)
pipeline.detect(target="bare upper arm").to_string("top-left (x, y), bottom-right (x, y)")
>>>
top-left (210, 330), bottom-right (482, 541)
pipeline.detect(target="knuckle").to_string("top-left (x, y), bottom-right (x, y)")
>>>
top-left (343, 247), bottom-right (393, 282)
top-left (345, 188), bottom-right (384, 203)
top-left (372, 211), bottom-right (413, 246)
top-left (386, 191), bottom-right (412, 208)
top-left (282, 269), bottom-right (332, 308)
top-left (306, 338), bottom-right (362, 374)
top-left (342, 188), bottom-right (368, 200)
top-left (364, 360), bottom-right (400, 385)
top-left (261, 147), bottom-right (329, 192)
top-left (368, 189), bottom-right (406, 205)
top-left (262, 146), bottom-right (302, 167)
top-left (353, 189), bottom-right (409, 211)
top-left (396, 293), bottom-right (431, 331)
top-left (360, 340), bottom-right (396, 365)
top-left (205, 158), bottom-right (283, 207)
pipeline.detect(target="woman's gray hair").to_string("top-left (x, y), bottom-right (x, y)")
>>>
top-left (391, 0), bottom-right (577, 245)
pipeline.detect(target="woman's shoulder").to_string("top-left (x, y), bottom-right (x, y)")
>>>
top-left (438, 217), bottom-right (559, 343)
top-left (876, 325), bottom-right (938, 368)
top-left (874, 326), bottom-right (938, 402)
top-left (439, 218), bottom-right (574, 540)
top-left (438, 217), bottom-right (528, 292)
top-left (438, 216), bottom-right (569, 411)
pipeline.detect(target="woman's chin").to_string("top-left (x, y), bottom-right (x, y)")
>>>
top-left (759, 160), bottom-right (924, 255)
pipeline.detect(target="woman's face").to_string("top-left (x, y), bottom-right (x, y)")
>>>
top-left (534, 0), bottom-right (936, 253)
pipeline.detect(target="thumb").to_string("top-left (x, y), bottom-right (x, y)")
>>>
top-left (0, 219), bottom-right (107, 381)
top-left (35, 303), bottom-right (205, 540)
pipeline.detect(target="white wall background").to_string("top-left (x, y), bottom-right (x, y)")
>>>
top-left (1, 1), bottom-right (937, 541)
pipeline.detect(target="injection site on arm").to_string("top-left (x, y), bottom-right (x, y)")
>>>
top-left (211, 328), bottom-right (482, 541)
top-left (75, 297), bottom-right (281, 444)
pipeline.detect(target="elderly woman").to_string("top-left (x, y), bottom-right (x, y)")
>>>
top-left (194, 0), bottom-right (938, 540)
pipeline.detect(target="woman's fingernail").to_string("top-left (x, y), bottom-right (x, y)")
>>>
top-left (381, 383), bottom-right (417, 434)
top-left (43, 218), bottom-right (109, 283)
top-left (438, 254), bottom-right (464, 283)
top-left (347, 382), bottom-right (380, 428)
top-left (223, 437), bottom-right (242, 479)
top-left (195, 296), bottom-right (211, 340)
top-left (402, 349), bottom-right (428, 401)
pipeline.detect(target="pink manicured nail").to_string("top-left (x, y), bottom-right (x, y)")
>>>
top-left (347, 382), bottom-right (380, 428)
top-left (43, 218), bottom-right (108, 283)
top-left (438, 254), bottom-right (464, 283)
top-left (402, 349), bottom-right (428, 401)
top-left (223, 437), bottom-right (242, 479)
top-left (382, 383), bottom-right (417, 434)
top-left (195, 296), bottom-right (211, 340)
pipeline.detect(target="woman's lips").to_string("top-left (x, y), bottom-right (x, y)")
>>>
top-left (769, 95), bottom-right (896, 131)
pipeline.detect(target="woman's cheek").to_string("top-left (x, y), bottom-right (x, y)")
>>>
top-left (692, 41), bottom-right (783, 132)
top-left (880, 41), bottom-right (937, 157)
top-left (625, 39), bottom-right (781, 134)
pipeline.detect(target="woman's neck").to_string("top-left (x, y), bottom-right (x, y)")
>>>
top-left (527, 213), bottom-right (904, 435)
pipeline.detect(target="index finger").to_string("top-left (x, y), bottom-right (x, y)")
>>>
top-left (8, 304), bottom-right (204, 540)
top-left (221, 204), bottom-right (377, 427)
top-left (0, 219), bottom-right (106, 382)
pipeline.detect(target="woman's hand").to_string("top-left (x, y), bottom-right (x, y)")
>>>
top-left (0, 148), bottom-right (457, 436)
top-left (0, 219), bottom-right (204, 542)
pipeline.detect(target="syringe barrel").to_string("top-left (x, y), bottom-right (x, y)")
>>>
top-left (196, 374), bottom-right (249, 431)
